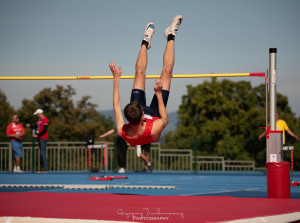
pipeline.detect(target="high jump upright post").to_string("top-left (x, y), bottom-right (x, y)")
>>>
top-left (266, 48), bottom-right (283, 163)
top-left (266, 48), bottom-right (291, 199)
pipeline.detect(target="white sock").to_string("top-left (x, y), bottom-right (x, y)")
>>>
top-left (13, 166), bottom-right (17, 171)
top-left (136, 145), bottom-right (141, 157)
top-left (147, 162), bottom-right (151, 166)
top-left (17, 166), bottom-right (20, 171)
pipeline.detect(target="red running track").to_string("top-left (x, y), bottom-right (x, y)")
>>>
top-left (0, 192), bottom-right (300, 222)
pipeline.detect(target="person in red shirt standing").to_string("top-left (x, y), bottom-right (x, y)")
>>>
top-left (32, 109), bottom-right (49, 173)
top-left (6, 115), bottom-right (26, 173)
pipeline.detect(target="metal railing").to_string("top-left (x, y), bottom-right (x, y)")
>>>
top-left (160, 149), bottom-right (192, 171)
top-left (224, 160), bottom-right (256, 171)
top-left (193, 156), bottom-right (225, 171)
top-left (0, 142), bottom-right (256, 172)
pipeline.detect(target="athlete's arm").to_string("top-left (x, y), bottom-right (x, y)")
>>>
top-left (151, 79), bottom-right (168, 140)
top-left (154, 79), bottom-right (168, 126)
top-left (6, 133), bottom-right (21, 139)
top-left (37, 125), bottom-right (48, 137)
top-left (287, 129), bottom-right (299, 141)
top-left (258, 131), bottom-right (266, 141)
top-left (6, 132), bottom-right (20, 139)
top-left (99, 129), bottom-right (115, 138)
top-left (6, 126), bottom-right (21, 139)
top-left (110, 61), bottom-right (125, 136)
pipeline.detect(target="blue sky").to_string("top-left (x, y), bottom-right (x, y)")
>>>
top-left (1, 0), bottom-right (300, 117)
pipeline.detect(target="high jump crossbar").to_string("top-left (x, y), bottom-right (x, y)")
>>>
top-left (0, 73), bottom-right (265, 80)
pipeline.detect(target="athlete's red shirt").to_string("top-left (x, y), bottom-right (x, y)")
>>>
top-left (121, 116), bottom-right (159, 146)
top-left (6, 123), bottom-right (25, 141)
top-left (37, 116), bottom-right (49, 140)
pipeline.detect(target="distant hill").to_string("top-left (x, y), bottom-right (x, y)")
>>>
top-left (99, 110), bottom-right (178, 138)
top-left (100, 110), bottom-right (114, 119)
top-left (161, 111), bottom-right (177, 135)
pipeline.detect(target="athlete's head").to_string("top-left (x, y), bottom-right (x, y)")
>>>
top-left (12, 115), bottom-right (19, 124)
top-left (124, 101), bottom-right (143, 125)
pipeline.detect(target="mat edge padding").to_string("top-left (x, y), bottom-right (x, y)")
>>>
top-left (0, 216), bottom-right (133, 223)
top-left (1, 212), bottom-right (300, 223)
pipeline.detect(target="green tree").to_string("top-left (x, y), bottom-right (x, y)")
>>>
top-left (18, 85), bottom-right (113, 141)
top-left (164, 78), bottom-right (300, 168)
top-left (276, 94), bottom-right (300, 170)
top-left (0, 90), bottom-right (16, 142)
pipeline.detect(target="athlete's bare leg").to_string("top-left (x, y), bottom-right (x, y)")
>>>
top-left (132, 23), bottom-right (155, 91)
top-left (160, 40), bottom-right (175, 91)
top-left (132, 45), bottom-right (148, 91)
top-left (161, 15), bottom-right (183, 91)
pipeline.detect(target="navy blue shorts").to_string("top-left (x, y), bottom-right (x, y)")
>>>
top-left (130, 89), bottom-right (169, 118)
top-left (142, 143), bottom-right (151, 152)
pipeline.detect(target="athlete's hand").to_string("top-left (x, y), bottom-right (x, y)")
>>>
top-left (154, 79), bottom-right (163, 93)
top-left (109, 61), bottom-right (122, 81)
top-left (14, 134), bottom-right (21, 139)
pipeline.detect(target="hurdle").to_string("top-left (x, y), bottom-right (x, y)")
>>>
top-left (87, 144), bottom-right (127, 181)
top-left (0, 72), bottom-right (265, 80)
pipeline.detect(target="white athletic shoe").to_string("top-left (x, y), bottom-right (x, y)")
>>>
top-left (13, 166), bottom-right (17, 173)
top-left (143, 22), bottom-right (155, 49)
top-left (118, 168), bottom-right (126, 173)
top-left (164, 15), bottom-right (183, 38)
top-left (16, 166), bottom-right (23, 173)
